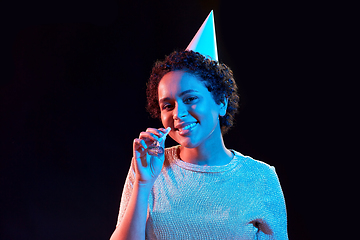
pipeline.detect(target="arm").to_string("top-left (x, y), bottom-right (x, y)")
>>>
top-left (258, 166), bottom-right (288, 240)
top-left (110, 127), bottom-right (171, 240)
top-left (110, 179), bottom-right (153, 240)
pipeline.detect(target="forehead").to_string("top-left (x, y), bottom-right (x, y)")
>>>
top-left (158, 70), bottom-right (208, 99)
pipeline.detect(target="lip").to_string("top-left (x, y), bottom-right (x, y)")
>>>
top-left (174, 121), bottom-right (197, 130)
top-left (175, 122), bottom-right (198, 136)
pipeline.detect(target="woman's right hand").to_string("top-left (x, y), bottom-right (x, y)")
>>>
top-left (133, 127), bottom-right (170, 186)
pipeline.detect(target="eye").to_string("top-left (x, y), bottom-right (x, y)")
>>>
top-left (184, 96), bottom-right (198, 104)
top-left (161, 103), bottom-right (173, 110)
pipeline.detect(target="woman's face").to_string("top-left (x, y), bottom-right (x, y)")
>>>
top-left (158, 70), bottom-right (227, 148)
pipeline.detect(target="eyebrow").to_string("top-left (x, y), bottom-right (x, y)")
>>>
top-left (159, 89), bottom-right (199, 103)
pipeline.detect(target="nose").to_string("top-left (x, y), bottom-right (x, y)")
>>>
top-left (173, 102), bottom-right (188, 120)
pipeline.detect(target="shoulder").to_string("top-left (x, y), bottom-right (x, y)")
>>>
top-left (232, 150), bottom-right (278, 179)
top-left (232, 151), bottom-right (284, 199)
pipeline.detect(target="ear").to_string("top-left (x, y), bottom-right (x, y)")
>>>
top-left (219, 98), bottom-right (228, 117)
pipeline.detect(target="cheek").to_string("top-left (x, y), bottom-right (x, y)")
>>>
top-left (191, 103), bottom-right (219, 125)
top-left (190, 103), bottom-right (212, 120)
top-left (161, 112), bottom-right (173, 128)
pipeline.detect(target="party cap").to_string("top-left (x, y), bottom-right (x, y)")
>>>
top-left (186, 10), bottom-right (218, 61)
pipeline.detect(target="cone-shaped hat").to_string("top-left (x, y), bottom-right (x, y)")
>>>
top-left (186, 10), bottom-right (218, 61)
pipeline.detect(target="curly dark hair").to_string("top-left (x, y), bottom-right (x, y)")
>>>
top-left (146, 50), bottom-right (239, 134)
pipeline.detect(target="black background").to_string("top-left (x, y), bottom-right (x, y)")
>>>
top-left (1, 0), bottom-right (341, 239)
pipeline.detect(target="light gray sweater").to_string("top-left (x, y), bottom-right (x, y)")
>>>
top-left (117, 146), bottom-right (288, 239)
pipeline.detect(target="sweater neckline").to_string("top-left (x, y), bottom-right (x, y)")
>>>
top-left (166, 145), bottom-right (241, 173)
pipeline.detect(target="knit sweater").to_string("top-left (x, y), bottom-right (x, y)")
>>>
top-left (116, 146), bottom-right (288, 239)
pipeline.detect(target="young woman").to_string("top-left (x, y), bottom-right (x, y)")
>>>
top-left (110, 50), bottom-right (288, 240)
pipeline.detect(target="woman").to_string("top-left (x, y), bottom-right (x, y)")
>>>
top-left (110, 50), bottom-right (288, 239)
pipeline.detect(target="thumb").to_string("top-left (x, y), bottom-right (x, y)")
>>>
top-left (159, 127), bottom-right (171, 148)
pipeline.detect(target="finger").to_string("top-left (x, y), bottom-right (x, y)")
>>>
top-left (158, 127), bottom-right (169, 134)
top-left (158, 127), bottom-right (171, 145)
top-left (146, 128), bottom-right (166, 138)
top-left (139, 131), bottom-right (160, 143)
top-left (163, 127), bottom-right (172, 135)
top-left (133, 138), bottom-right (147, 150)
top-left (133, 138), bottom-right (147, 158)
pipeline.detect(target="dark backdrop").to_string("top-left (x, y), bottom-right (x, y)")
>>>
top-left (1, 1), bottom-right (336, 239)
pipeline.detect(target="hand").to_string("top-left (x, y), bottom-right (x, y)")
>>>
top-left (133, 127), bottom-right (170, 185)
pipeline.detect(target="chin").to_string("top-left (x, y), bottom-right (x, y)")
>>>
top-left (178, 139), bottom-right (201, 149)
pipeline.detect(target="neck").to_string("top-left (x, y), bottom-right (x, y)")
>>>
top-left (179, 126), bottom-right (233, 166)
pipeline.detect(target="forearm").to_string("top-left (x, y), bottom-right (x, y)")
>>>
top-left (110, 181), bottom-right (152, 240)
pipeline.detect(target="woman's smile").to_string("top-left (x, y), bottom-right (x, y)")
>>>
top-left (175, 122), bottom-right (199, 136)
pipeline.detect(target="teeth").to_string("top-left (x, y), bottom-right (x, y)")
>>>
top-left (180, 122), bottom-right (197, 131)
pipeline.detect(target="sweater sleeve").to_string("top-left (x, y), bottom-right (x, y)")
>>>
top-left (257, 166), bottom-right (288, 240)
top-left (116, 160), bottom-right (136, 227)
